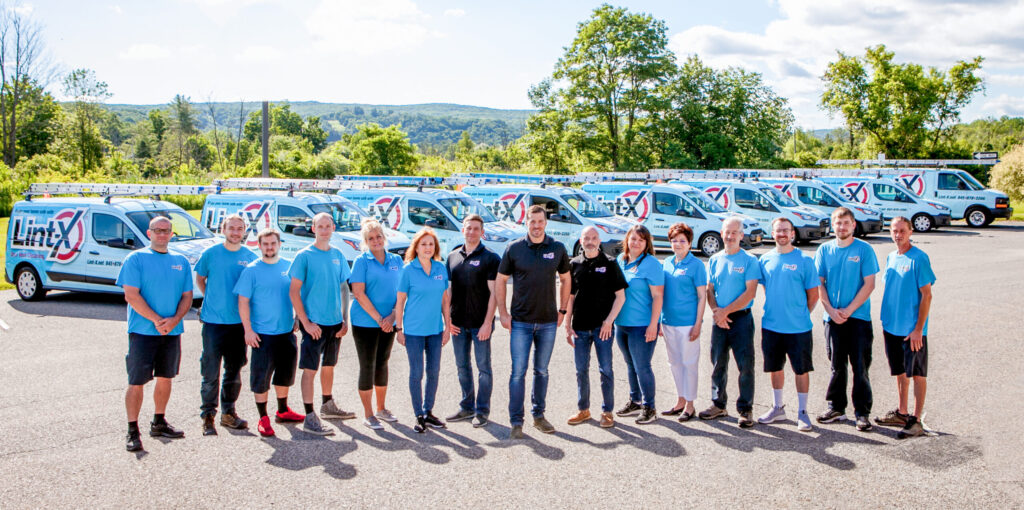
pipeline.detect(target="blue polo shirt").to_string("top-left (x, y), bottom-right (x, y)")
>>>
top-left (814, 239), bottom-right (879, 323)
top-left (117, 248), bottom-right (193, 336)
top-left (661, 253), bottom-right (708, 327)
top-left (349, 250), bottom-right (403, 328)
top-left (881, 246), bottom-right (936, 336)
top-left (288, 244), bottom-right (351, 326)
top-left (234, 259), bottom-right (294, 335)
top-left (708, 249), bottom-right (761, 311)
top-left (398, 258), bottom-right (449, 336)
top-left (195, 243), bottom-right (257, 325)
top-left (615, 253), bottom-right (665, 327)
top-left (758, 249), bottom-right (818, 334)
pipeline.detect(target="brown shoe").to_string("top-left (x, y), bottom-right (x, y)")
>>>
top-left (567, 409), bottom-right (591, 425)
top-left (599, 412), bottom-right (614, 428)
top-left (220, 412), bottom-right (248, 430)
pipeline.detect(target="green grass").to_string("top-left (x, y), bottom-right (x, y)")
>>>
top-left (1011, 200), bottom-right (1024, 221)
top-left (0, 216), bottom-right (12, 290)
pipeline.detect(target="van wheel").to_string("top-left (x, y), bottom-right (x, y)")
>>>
top-left (698, 232), bottom-right (723, 257)
top-left (965, 207), bottom-right (990, 228)
top-left (911, 213), bottom-right (934, 232)
top-left (15, 265), bottom-right (46, 301)
top-left (854, 222), bottom-right (865, 237)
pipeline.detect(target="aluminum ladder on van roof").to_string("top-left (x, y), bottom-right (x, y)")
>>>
top-left (817, 158), bottom-right (998, 167)
top-left (215, 177), bottom-right (397, 193)
top-left (25, 183), bottom-right (221, 202)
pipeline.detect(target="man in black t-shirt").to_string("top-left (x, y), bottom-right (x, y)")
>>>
top-left (445, 214), bottom-right (501, 428)
top-left (565, 226), bottom-right (627, 428)
top-left (496, 205), bottom-right (571, 439)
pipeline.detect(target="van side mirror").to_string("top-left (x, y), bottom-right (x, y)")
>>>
top-left (108, 239), bottom-right (134, 249)
top-left (293, 226), bottom-right (314, 237)
top-left (549, 213), bottom-right (566, 222)
top-left (425, 219), bottom-right (442, 229)
top-left (675, 208), bottom-right (689, 217)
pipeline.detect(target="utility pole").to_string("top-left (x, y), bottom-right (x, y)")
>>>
top-left (261, 101), bottom-right (270, 177)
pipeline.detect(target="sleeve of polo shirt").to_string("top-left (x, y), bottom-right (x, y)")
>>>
top-left (349, 256), bottom-right (367, 284)
top-left (180, 256), bottom-right (194, 292)
top-left (757, 255), bottom-right (767, 285)
top-left (611, 261), bottom-right (629, 291)
top-left (195, 249), bottom-right (211, 278)
top-left (497, 248), bottom-right (514, 276)
top-left (287, 251), bottom-right (307, 282)
top-left (233, 268), bottom-right (254, 299)
top-left (569, 262), bottom-right (579, 295)
top-left (814, 248), bottom-right (826, 280)
top-left (745, 255), bottom-right (762, 282)
top-left (557, 246), bottom-right (571, 274)
top-left (647, 258), bottom-right (665, 286)
top-left (802, 255), bottom-right (819, 290)
top-left (486, 253), bottom-right (500, 280)
top-left (861, 244), bottom-right (880, 277)
top-left (694, 262), bottom-right (708, 287)
top-left (398, 265), bottom-right (411, 294)
top-left (116, 253), bottom-right (141, 288)
top-left (917, 252), bottom-right (936, 288)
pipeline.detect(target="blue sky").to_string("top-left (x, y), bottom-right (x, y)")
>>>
top-left (28, 0), bottom-right (1024, 129)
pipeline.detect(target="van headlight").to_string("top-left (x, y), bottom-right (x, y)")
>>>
top-left (792, 212), bottom-right (816, 221)
top-left (928, 202), bottom-right (949, 212)
top-left (482, 232), bottom-right (509, 242)
top-left (596, 224), bottom-right (626, 235)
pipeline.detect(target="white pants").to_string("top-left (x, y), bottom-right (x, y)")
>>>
top-left (663, 324), bottom-right (700, 402)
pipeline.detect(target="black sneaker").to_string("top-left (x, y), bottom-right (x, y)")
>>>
top-left (424, 413), bottom-right (446, 429)
top-left (446, 409), bottom-right (474, 422)
top-left (816, 409), bottom-right (846, 424)
top-left (855, 415), bottom-right (873, 432)
top-left (202, 415), bottom-right (217, 436)
top-left (615, 401), bottom-right (642, 417)
top-left (125, 431), bottom-right (143, 452)
top-left (897, 416), bottom-right (925, 439)
top-left (150, 420), bottom-right (185, 439)
top-left (635, 406), bottom-right (657, 425)
top-left (414, 416), bottom-right (427, 433)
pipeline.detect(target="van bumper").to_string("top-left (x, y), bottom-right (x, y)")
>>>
top-left (741, 229), bottom-right (764, 248)
top-left (601, 240), bottom-right (623, 256)
top-left (796, 223), bottom-right (829, 241)
top-left (993, 206), bottom-right (1013, 219)
top-left (935, 214), bottom-right (952, 227)
top-left (859, 219), bottom-right (883, 235)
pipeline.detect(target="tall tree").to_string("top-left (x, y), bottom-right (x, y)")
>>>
top-left (344, 123), bottom-right (417, 175)
top-left (61, 68), bottom-right (110, 170)
top-left (0, 4), bottom-right (52, 167)
top-left (170, 94), bottom-right (196, 166)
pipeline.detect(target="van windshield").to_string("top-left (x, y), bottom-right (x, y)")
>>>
top-left (127, 210), bottom-right (214, 242)
top-left (562, 193), bottom-right (613, 218)
top-left (683, 190), bottom-right (727, 213)
top-left (762, 186), bottom-right (800, 207)
top-left (437, 197), bottom-right (498, 222)
top-left (957, 171), bottom-right (985, 190)
top-left (309, 202), bottom-right (363, 232)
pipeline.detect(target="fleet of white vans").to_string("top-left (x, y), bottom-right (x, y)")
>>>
top-left (813, 176), bottom-right (952, 232)
top-left (755, 178), bottom-right (885, 236)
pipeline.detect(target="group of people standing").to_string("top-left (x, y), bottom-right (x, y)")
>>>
top-left (117, 203), bottom-right (934, 453)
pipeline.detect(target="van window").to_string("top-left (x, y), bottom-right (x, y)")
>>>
top-left (938, 172), bottom-right (968, 191)
top-left (873, 184), bottom-right (915, 203)
top-left (278, 205), bottom-right (312, 234)
top-left (797, 186), bottom-right (841, 207)
top-left (654, 192), bottom-right (699, 218)
top-left (531, 196), bottom-right (581, 224)
top-left (734, 188), bottom-right (777, 212)
top-left (408, 199), bottom-right (455, 230)
top-left (92, 213), bottom-right (140, 247)
top-left (126, 210), bottom-right (213, 241)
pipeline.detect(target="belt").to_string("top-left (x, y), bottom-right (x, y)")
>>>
top-left (728, 308), bottom-right (751, 320)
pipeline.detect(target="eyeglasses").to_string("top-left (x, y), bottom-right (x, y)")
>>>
top-left (151, 228), bottom-right (173, 235)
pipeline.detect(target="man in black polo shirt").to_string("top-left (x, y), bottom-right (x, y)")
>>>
top-left (496, 204), bottom-right (572, 439)
top-left (445, 214), bottom-right (501, 428)
top-left (565, 226), bottom-right (627, 428)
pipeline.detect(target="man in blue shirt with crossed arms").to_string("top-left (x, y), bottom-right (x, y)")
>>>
top-left (290, 212), bottom-right (353, 436)
top-left (877, 216), bottom-right (935, 439)
top-left (118, 216), bottom-right (194, 453)
top-left (756, 218), bottom-right (819, 432)
top-left (815, 207), bottom-right (879, 432)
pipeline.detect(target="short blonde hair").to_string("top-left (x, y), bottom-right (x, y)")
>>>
top-left (359, 218), bottom-right (386, 251)
top-left (406, 227), bottom-right (442, 262)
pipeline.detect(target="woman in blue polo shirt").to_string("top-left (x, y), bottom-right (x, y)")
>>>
top-left (395, 227), bottom-right (451, 433)
top-left (349, 219), bottom-right (403, 430)
top-left (614, 225), bottom-right (664, 424)
top-left (660, 223), bottom-right (707, 421)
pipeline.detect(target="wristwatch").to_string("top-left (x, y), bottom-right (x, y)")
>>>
top-left (558, 309), bottom-right (567, 315)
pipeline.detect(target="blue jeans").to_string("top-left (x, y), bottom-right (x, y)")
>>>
top-left (452, 327), bottom-right (492, 416)
top-left (574, 328), bottom-right (615, 412)
top-left (405, 333), bottom-right (443, 417)
top-left (710, 312), bottom-right (755, 413)
top-left (508, 321), bottom-right (557, 426)
top-left (616, 325), bottom-right (658, 408)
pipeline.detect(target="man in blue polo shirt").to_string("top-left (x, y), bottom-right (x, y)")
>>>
top-left (756, 218), bottom-right (819, 432)
top-left (289, 213), bottom-right (352, 436)
top-left (877, 216), bottom-right (935, 439)
top-left (815, 207), bottom-right (879, 432)
top-left (117, 216), bottom-right (194, 453)
top-left (700, 217), bottom-right (761, 428)
top-left (195, 214), bottom-right (257, 435)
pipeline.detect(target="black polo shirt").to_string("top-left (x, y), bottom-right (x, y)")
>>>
top-left (447, 242), bottom-right (501, 329)
top-left (569, 251), bottom-right (629, 331)
top-left (497, 235), bottom-right (571, 324)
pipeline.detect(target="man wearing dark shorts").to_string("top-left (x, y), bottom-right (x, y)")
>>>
top-left (117, 216), bottom-right (194, 452)
top-left (235, 229), bottom-right (302, 438)
top-left (756, 218), bottom-right (819, 432)
top-left (289, 212), bottom-right (352, 436)
top-left (877, 216), bottom-right (935, 438)
top-left (195, 214), bottom-right (256, 435)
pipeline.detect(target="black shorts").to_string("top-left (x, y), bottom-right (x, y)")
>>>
top-left (883, 331), bottom-right (928, 377)
top-left (761, 329), bottom-right (813, 375)
top-left (126, 333), bottom-right (181, 385)
top-left (299, 322), bottom-right (344, 371)
top-left (251, 332), bottom-right (298, 393)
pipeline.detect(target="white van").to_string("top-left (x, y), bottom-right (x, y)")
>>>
top-left (814, 176), bottom-right (952, 232)
top-left (338, 187), bottom-right (525, 255)
top-left (580, 182), bottom-right (764, 256)
top-left (756, 178), bottom-right (884, 236)
top-left (676, 179), bottom-right (831, 244)
top-left (461, 184), bottom-right (632, 256)
top-left (875, 169), bottom-right (1010, 227)
top-left (6, 183), bottom-right (218, 301)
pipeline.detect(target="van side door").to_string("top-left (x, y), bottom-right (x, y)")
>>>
top-left (407, 199), bottom-right (458, 252)
top-left (277, 204), bottom-right (314, 259)
top-left (733, 187), bottom-right (776, 227)
top-left (86, 212), bottom-right (143, 287)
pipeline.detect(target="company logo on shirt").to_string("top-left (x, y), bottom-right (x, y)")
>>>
top-left (732, 266), bottom-right (745, 274)
top-left (433, 274), bottom-right (444, 281)
top-left (238, 260), bottom-right (249, 266)
top-left (674, 268), bottom-right (688, 276)
top-left (332, 258), bottom-right (341, 265)
top-left (782, 263), bottom-right (798, 271)
top-left (899, 264), bottom-right (911, 273)
top-left (389, 265), bottom-right (399, 271)
top-left (469, 260), bottom-right (481, 266)
top-left (595, 266), bottom-right (607, 273)
top-left (170, 264), bottom-right (184, 271)
top-left (847, 256), bottom-right (861, 263)
top-left (543, 252), bottom-right (555, 259)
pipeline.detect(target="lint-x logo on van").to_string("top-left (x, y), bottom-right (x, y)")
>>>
top-left (11, 208), bottom-right (88, 263)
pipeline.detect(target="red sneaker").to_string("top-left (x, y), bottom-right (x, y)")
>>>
top-left (275, 408), bottom-right (305, 423)
top-left (257, 416), bottom-right (275, 437)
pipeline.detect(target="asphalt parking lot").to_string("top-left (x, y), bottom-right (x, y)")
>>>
top-left (2, 222), bottom-right (1023, 508)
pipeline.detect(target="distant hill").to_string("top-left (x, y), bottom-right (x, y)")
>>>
top-left (101, 101), bottom-right (536, 149)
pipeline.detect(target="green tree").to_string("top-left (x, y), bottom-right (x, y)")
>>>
top-left (0, 7), bottom-right (50, 168)
top-left (990, 144), bottom-right (1024, 202)
top-left (344, 123), bottom-right (418, 175)
top-left (148, 109), bottom-right (166, 143)
top-left (61, 69), bottom-right (110, 170)
top-left (170, 94), bottom-right (196, 166)
top-left (302, 116), bottom-right (328, 154)
top-left (7, 79), bottom-right (60, 160)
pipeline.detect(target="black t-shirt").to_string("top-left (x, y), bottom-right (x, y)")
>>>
top-left (447, 243), bottom-right (501, 329)
top-left (497, 235), bottom-right (571, 324)
top-left (569, 251), bottom-right (629, 331)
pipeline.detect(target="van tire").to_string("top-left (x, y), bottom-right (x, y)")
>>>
top-left (15, 264), bottom-right (46, 301)
top-left (698, 232), bottom-right (724, 257)
top-left (965, 206), bottom-right (991, 228)
top-left (911, 213), bottom-right (934, 232)
top-left (854, 222), bottom-right (865, 237)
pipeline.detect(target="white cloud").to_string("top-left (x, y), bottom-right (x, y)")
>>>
top-left (108, 5), bottom-right (122, 14)
top-left (987, 73), bottom-right (1024, 87)
top-left (982, 94), bottom-right (1024, 116)
top-left (443, 8), bottom-right (465, 17)
top-left (235, 45), bottom-right (285, 63)
top-left (118, 43), bottom-right (172, 61)
top-left (12, 3), bottom-right (32, 16)
top-left (306, 0), bottom-right (439, 57)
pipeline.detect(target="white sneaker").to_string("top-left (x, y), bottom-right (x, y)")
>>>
top-left (375, 409), bottom-right (398, 423)
top-left (797, 411), bottom-right (813, 432)
top-left (757, 405), bottom-right (787, 424)
top-left (363, 416), bottom-right (384, 430)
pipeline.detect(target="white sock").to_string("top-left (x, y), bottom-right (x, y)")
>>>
top-left (773, 389), bottom-right (784, 409)
top-left (798, 392), bottom-right (808, 415)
